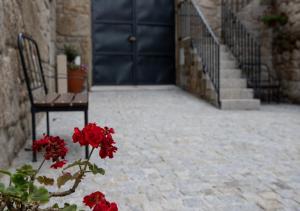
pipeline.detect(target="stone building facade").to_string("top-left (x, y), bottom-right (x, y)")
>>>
top-left (273, 1), bottom-right (300, 103)
top-left (0, 0), bottom-right (56, 168)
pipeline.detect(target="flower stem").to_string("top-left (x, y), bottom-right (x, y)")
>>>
top-left (32, 159), bottom-right (46, 181)
top-left (83, 147), bottom-right (95, 172)
top-left (49, 147), bottom-right (95, 198)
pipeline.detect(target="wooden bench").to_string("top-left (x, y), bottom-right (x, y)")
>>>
top-left (18, 33), bottom-right (89, 162)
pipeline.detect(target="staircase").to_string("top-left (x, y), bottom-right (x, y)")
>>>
top-left (178, 0), bottom-right (278, 110)
top-left (220, 45), bottom-right (260, 110)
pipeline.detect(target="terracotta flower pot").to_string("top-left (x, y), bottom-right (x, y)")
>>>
top-left (68, 69), bottom-right (86, 93)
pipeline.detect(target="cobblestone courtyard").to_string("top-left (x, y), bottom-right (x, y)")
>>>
top-left (11, 86), bottom-right (300, 210)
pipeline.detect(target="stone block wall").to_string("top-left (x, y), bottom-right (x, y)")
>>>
top-left (237, 0), bottom-right (274, 72)
top-left (56, 0), bottom-right (92, 82)
top-left (194, 0), bottom-right (221, 37)
top-left (273, 1), bottom-right (300, 103)
top-left (0, 0), bottom-right (56, 168)
top-left (176, 38), bottom-right (218, 106)
top-left (235, 0), bottom-right (300, 103)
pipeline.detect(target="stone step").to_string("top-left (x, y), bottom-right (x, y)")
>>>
top-left (220, 69), bottom-right (241, 78)
top-left (220, 88), bottom-right (254, 99)
top-left (220, 45), bottom-right (228, 52)
top-left (220, 79), bottom-right (247, 88)
top-left (221, 99), bottom-right (260, 110)
top-left (220, 60), bottom-right (237, 69)
top-left (220, 52), bottom-right (235, 60)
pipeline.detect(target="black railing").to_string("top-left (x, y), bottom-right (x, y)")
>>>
top-left (179, 0), bottom-right (220, 106)
top-left (222, 0), bottom-right (280, 102)
top-left (225, 0), bottom-right (252, 13)
top-left (260, 64), bottom-right (281, 103)
top-left (222, 0), bottom-right (261, 98)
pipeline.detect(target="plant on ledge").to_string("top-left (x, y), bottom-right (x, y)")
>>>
top-left (64, 44), bottom-right (87, 93)
top-left (260, 0), bottom-right (293, 53)
top-left (0, 123), bottom-right (118, 211)
top-left (260, 0), bottom-right (288, 28)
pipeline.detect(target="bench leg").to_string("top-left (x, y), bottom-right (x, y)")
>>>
top-left (84, 109), bottom-right (89, 159)
top-left (46, 112), bottom-right (50, 135)
top-left (32, 112), bottom-right (37, 162)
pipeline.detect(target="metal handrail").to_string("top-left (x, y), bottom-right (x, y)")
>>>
top-left (222, 0), bottom-right (261, 98)
top-left (221, 0), bottom-right (280, 102)
top-left (225, 0), bottom-right (252, 13)
top-left (190, 0), bottom-right (219, 45)
top-left (178, 0), bottom-right (220, 107)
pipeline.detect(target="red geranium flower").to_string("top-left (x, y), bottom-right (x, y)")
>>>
top-left (72, 123), bottom-right (118, 159)
top-left (82, 123), bottom-right (105, 148)
top-left (72, 127), bottom-right (88, 146)
top-left (99, 144), bottom-right (118, 159)
top-left (93, 202), bottom-right (118, 211)
top-left (99, 127), bottom-right (117, 159)
top-left (50, 160), bottom-right (67, 169)
top-left (83, 192), bottom-right (118, 211)
top-left (33, 135), bottom-right (68, 162)
top-left (83, 191), bottom-right (105, 208)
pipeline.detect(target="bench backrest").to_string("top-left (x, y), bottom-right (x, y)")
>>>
top-left (18, 33), bottom-right (48, 105)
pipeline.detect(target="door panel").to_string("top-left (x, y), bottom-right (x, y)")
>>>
top-left (93, 55), bottom-right (133, 85)
top-left (94, 24), bottom-right (133, 53)
top-left (93, 0), bottom-right (133, 21)
top-left (135, 0), bottom-right (175, 84)
top-left (137, 25), bottom-right (174, 53)
top-left (137, 56), bottom-right (174, 84)
top-left (92, 0), bottom-right (134, 85)
top-left (92, 0), bottom-right (175, 85)
top-left (136, 0), bottom-right (174, 23)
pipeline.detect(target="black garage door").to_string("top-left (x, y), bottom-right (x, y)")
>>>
top-left (92, 0), bottom-right (175, 85)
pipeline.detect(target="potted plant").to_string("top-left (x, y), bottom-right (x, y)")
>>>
top-left (64, 45), bottom-right (87, 93)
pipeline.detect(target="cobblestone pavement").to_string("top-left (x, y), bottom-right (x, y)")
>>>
top-left (10, 86), bottom-right (300, 210)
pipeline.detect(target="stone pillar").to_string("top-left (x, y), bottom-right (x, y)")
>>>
top-left (57, 55), bottom-right (68, 93)
top-left (56, 0), bottom-right (92, 88)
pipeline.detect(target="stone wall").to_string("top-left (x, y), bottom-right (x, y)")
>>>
top-left (273, 1), bottom-right (300, 103)
top-left (176, 38), bottom-right (218, 106)
top-left (0, 0), bottom-right (56, 168)
top-left (237, 0), bottom-right (300, 103)
top-left (194, 0), bottom-right (221, 37)
top-left (237, 0), bottom-right (274, 72)
top-left (56, 0), bottom-right (92, 82)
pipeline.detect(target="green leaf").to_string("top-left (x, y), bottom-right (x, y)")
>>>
top-left (63, 159), bottom-right (87, 171)
top-left (52, 203), bottom-right (59, 208)
top-left (57, 173), bottom-right (73, 188)
top-left (29, 186), bottom-right (49, 204)
top-left (62, 204), bottom-right (77, 211)
top-left (20, 191), bottom-right (29, 202)
top-left (6, 186), bottom-right (23, 197)
top-left (0, 183), bottom-right (5, 192)
top-left (11, 173), bottom-right (27, 187)
top-left (37, 176), bottom-right (54, 186)
top-left (88, 163), bottom-right (105, 175)
top-left (16, 165), bottom-right (36, 177)
top-left (0, 169), bottom-right (11, 177)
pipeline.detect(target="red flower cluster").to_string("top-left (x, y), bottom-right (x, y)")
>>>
top-left (72, 123), bottom-right (117, 159)
top-left (83, 191), bottom-right (118, 211)
top-left (50, 160), bottom-right (67, 169)
top-left (33, 135), bottom-right (68, 168)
